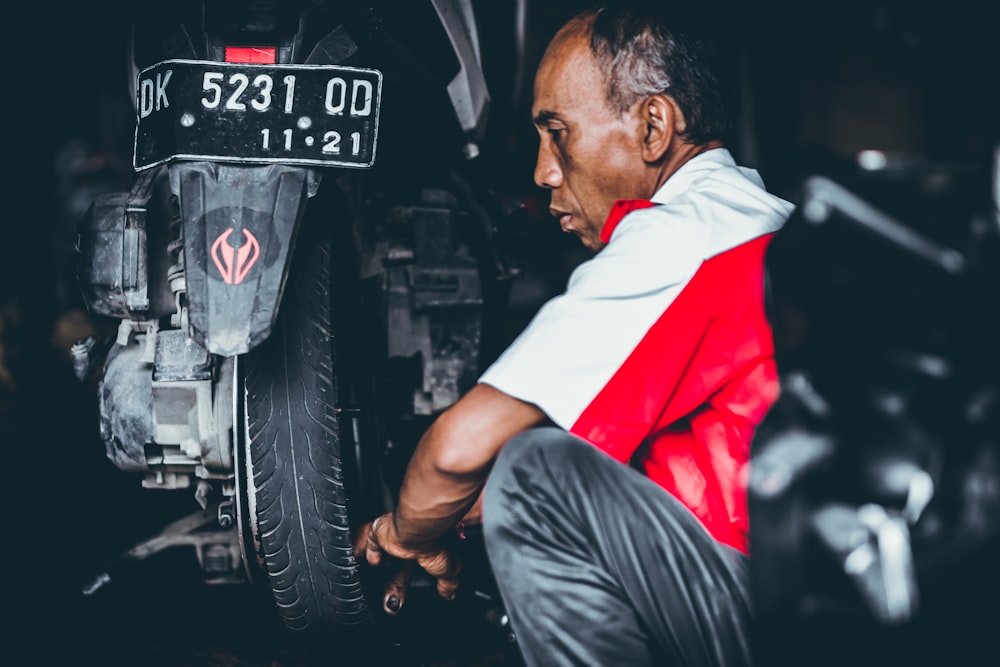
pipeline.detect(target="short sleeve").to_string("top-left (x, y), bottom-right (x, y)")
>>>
top-left (478, 209), bottom-right (706, 428)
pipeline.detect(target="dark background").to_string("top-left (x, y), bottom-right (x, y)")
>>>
top-left (6, 0), bottom-right (997, 325)
top-left (2, 1), bottom-right (997, 665)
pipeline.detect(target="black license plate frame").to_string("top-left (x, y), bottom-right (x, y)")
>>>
top-left (133, 59), bottom-right (382, 171)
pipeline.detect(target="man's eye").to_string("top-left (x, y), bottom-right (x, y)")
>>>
top-left (548, 128), bottom-right (565, 141)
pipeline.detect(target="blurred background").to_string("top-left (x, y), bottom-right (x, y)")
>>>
top-left (2, 1), bottom-right (997, 665)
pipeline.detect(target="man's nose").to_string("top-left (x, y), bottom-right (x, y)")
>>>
top-left (534, 143), bottom-right (562, 189)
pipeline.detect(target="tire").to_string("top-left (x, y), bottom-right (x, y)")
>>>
top-left (243, 215), bottom-right (373, 632)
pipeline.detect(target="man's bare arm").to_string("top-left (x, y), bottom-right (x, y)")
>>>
top-left (392, 383), bottom-right (548, 550)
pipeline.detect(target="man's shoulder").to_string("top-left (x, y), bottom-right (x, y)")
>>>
top-left (595, 206), bottom-right (707, 273)
top-left (635, 151), bottom-right (794, 257)
top-left (652, 148), bottom-right (791, 212)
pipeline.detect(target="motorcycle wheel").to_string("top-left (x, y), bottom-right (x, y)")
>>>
top-left (242, 212), bottom-right (379, 632)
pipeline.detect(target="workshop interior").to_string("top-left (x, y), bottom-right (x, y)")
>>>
top-left (2, 1), bottom-right (996, 665)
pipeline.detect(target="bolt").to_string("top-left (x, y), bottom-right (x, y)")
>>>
top-left (462, 142), bottom-right (480, 160)
top-left (218, 501), bottom-right (235, 528)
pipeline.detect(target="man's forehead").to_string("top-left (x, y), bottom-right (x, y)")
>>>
top-left (541, 25), bottom-right (592, 71)
top-left (532, 32), bottom-right (604, 120)
top-left (553, 12), bottom-right (594, 44)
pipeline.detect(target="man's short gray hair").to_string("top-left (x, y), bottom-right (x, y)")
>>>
top-left (586, 3), bottom-right (736, 145)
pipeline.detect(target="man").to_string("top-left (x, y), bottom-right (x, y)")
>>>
top-left (357, 2), bottom-right (794, 665)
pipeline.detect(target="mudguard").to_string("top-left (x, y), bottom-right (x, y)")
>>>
top-left (169, 161), bottom-right (321, 356)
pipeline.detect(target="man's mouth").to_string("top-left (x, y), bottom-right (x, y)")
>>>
top-left (550, 208), bottom-right (573, 233)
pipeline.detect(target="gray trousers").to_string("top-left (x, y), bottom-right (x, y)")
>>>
top-left (482, 427), bottom-right (753, 667)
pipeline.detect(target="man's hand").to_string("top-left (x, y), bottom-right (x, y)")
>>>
top-left (351, 385), bottom-right (546, 615)
top-left (354, 512), bottom-right (462, 615)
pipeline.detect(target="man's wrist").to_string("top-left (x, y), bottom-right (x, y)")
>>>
top-left (392, 508), bottom-right (456, 553)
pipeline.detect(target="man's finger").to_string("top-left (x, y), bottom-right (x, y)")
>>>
top-left (352, 520), bottom-right (371, 560)
top-left (436, 573), bottom-right (461, 602)
top-left (365, 517), bottom-right (385, 567)
top-left (383, 560), bottom-right (416, 615)
top-left (418, 550), bottom-right (462, 601)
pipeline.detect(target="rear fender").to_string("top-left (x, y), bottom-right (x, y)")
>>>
top-left (168, 161), bottom-right (320, 356)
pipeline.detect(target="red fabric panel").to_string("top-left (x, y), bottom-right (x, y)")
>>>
top-left (600, 199), bottom-right (657, 244)
top-left (570, 232), bottom-right (778, 554)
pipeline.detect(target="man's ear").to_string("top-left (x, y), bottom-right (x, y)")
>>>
top-left (640, 94), bottom-right (686, 163)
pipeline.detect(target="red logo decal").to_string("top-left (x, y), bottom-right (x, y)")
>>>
top-left (211, 228), bottom-right (260, 285)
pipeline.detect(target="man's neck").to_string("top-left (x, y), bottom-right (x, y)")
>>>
top-left (652, 140), bottom-right (724, 193)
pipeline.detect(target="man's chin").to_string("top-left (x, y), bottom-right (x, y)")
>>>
top-left (579, 235), bottom-right (605, 253)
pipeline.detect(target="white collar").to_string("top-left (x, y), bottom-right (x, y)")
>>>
top-left (650, 147), bottom-right (736, 206)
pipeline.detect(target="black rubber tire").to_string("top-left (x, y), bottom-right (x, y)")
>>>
top-left (243, 218), bottom-right (370, 632)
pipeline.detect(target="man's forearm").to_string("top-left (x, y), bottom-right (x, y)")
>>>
top-left (392, 441), bottom-right (487, 550)
top-left (389, 384), bottom-right (549, 551)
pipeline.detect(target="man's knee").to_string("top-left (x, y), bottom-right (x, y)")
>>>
top-left (492, 424), bottom-right (564, 473)
top-left (484, 427), bottom-right (548, 521)
top-left (485, 426), bottom-right (582, 500)
top-left (482, 427), bottom-right (573, 566)
top-left (483, 427), bottom-right (554, 527)
top-left (483, 427), bottom-right (597, 534)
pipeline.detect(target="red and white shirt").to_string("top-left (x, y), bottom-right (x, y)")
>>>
top-left (479, 148), bottom-right (794, 554)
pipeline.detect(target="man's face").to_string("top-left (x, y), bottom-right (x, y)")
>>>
top-left (532, 28), bottom-right (647, 251)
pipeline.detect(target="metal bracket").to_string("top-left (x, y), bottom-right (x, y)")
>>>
top-left (82, 500), bottom-right (242, 596)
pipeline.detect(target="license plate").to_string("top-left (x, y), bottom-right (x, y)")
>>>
top-left (133, 59), bottom-right (382, 171)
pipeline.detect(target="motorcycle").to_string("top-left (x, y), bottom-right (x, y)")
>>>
top-left (73, 0), bottom-right (524, 635)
